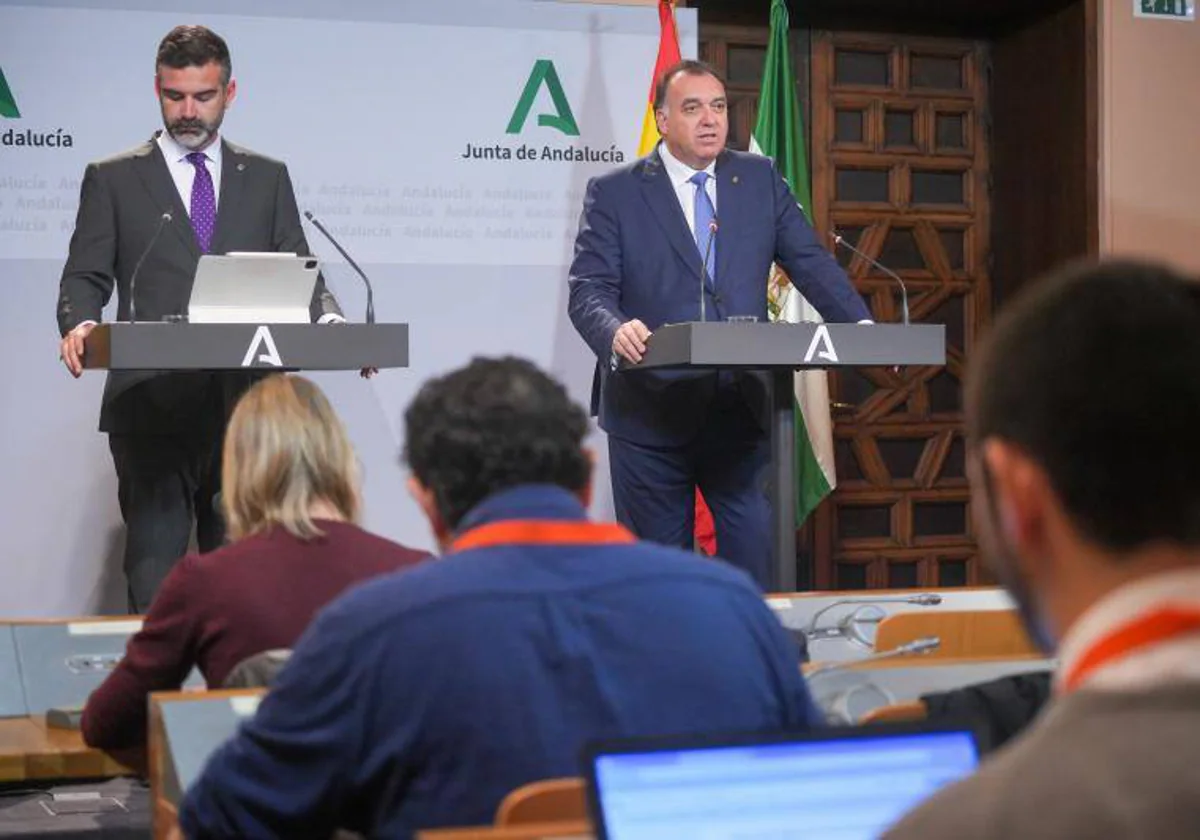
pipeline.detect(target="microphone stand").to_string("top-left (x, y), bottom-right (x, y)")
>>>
top-left (831, 231), bottom-right (910, 326)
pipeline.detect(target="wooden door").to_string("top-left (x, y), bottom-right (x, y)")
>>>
top-left (809, 33), bottom-right (992, 590)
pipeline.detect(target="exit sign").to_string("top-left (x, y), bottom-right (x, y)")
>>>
top-left (1136, 0), bottom-right (1194, 19)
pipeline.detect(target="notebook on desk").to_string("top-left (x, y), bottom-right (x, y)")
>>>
top-left (582, 722), bottom-right (980, 840)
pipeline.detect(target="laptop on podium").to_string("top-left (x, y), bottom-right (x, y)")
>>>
top-left (189, 252), bottom-right (318, 323)
top-left (583, 722), bottom-right (979, 840)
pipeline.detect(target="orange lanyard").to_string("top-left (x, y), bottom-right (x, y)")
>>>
top-left (1061, 607), bottom-right (1200, 693)
top-left (449, 519), bottom-right (637, 553)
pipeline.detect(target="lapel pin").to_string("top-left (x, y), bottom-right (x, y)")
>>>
top-left (237, 163), bottom-right (246, 172)
top-left (732, 175), bottom-right (739, 184)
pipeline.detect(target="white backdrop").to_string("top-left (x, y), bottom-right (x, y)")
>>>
top-left (0, 0), bottom-right (697, 616)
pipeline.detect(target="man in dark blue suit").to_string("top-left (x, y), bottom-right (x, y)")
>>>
top-left (569, 60), bottom-right (871, 587)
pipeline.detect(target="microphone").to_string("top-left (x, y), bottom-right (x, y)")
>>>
top-left (698, 219), bottom-right (718, 322)
top-left (805, 594), bottom-right (943, 638)
top-left (128, 211), bottom-right (172, 324)
top-left (805, 608), bottom-right (884, 643)
top-left (64, 653), bottom-right (122, 674)
top-left (304, 210), bottom-right (375, 324)
top-left (806, 636), bottom-right (941, 677)
top-left (831, 230), bottom-right (909, 325)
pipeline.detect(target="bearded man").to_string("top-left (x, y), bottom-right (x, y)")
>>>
top-left (884, 259), bottom-right (1200, 840)
top-left (56, 24), bottom-right (342, 611)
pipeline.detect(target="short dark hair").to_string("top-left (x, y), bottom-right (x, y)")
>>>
top-left (967, 259), bottom-right (1200, 551)
top-left (653, 59), bottom-right (725, 112)
top-left (156, 25), bottom-right (232, 86)
top-left (403, 357), bottom-right (591, 529)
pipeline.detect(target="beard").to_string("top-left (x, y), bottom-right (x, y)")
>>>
top-left (166, 114), bottom-right (222, 151)
top-left (982, 528), bottom-right (1057, 654)
top-left (974, 457), bottom-right (1057, 655)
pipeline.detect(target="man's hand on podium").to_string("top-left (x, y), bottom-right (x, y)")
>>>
top-left (321, 316), bottom-right (377, 378)
top-left (612, 318), bottom-right (651, 365)
top-left (59, 321), bottom-right (96, 378)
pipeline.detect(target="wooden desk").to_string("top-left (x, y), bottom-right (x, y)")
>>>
top-left (803, 652), bottom-right (1049, 676)
top-left (418, 821), bottom-right (593, 839)
top-left (156, 799), bottom-right (179, 840)
top-left (765, 588), bottom-right (1015, 663)
top-left (766, 586), bottom-right (1008, 601)
top-left (807, 654), bottom-right (1055, 723)
top-left (0, 714), bottom-right (131, 782)
top-left (151, 801), bottom-right (589, 840)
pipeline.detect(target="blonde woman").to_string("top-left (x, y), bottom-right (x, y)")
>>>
top-left (81, 375), bottom-right (427, 765)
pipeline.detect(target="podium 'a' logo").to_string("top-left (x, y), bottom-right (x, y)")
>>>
top-left (0, 68), bottom-right (20, 119)
top-left (804, 325), bottom-right (839, 364)
top-left (506, 60), bottom-right (579, 136)
top-left (242, 326), bottom-right (283, 367)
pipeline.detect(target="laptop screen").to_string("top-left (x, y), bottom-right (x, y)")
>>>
top-left (587, 725), bottom-right (978, 840)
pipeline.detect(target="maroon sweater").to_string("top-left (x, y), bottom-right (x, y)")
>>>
top-left (81, 520), bottom-right (427, 750)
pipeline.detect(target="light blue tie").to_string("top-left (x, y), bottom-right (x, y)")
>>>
top-left (690, 171), bottom-right (716, 287)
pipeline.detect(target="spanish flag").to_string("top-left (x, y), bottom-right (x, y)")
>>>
top-left (637, 0), bottom-right (682, 157)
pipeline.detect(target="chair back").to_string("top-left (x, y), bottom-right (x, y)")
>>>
top-left (495, 777), bottom-right (587, 826)
top-left (222, 649), bottom-right (293, 688)
top-left (876, 610), bottom-right (1038, 659)
top-left (858, 700), bottom-right (929, 725)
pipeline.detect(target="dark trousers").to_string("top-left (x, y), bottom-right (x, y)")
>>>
top-left (107, 378), bottom-right (229, 613)
top-left (608, 385), bottom-right (772, 589)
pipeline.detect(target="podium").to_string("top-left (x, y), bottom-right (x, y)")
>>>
top-left (622, 322), bottom-right (944, 591)
top-left (82, 322), bottom-right (408, 371)
top-left (765, 587), bottom-right (1014, 662)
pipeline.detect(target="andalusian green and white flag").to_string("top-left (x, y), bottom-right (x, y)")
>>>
top-left (750, 0), bottom-right (837, 524)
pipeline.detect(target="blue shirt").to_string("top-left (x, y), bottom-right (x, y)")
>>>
top-left (179, 485), bottom-right (820, 838)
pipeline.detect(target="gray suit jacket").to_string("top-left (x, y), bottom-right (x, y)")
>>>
top-left (57, 134), bottom-right (342, 433)
top-left (884, 682), bottom-right (1200, 840)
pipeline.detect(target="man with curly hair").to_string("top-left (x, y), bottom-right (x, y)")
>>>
top-left (178, 356), bottom-right (818, 838)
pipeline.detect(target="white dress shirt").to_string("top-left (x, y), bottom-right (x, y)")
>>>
top-left (657, 141), bottom-right (717, 234)
top-left (157, 129), bottom-right (223, 215)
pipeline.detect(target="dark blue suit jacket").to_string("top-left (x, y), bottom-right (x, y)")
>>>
top-left (569, 147), bottom-right (870, 446)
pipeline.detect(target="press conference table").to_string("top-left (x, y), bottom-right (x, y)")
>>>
top-left (0, 715), bottom-right (131, 782)
top-left (418, 822), bottom-right (593, 839)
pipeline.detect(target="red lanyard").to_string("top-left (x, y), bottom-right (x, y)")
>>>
top-left (1061, 607), bottom-right (1200, 693)
top-left (449, 519), bottom-right (637, 553)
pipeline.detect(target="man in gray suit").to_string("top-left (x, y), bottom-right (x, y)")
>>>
top-left (57, 25), bottom-right (342, 611)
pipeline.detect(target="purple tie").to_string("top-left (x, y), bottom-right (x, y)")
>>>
top-left (186, 151), bottom-right (216, 253)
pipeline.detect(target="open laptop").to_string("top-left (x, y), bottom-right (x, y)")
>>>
top-left (583, 722), bottom-right (980, 840)
top-left (189, 252), bottom-right (318, 323)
